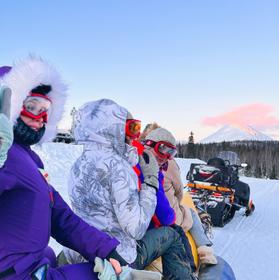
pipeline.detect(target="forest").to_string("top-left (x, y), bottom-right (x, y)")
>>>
top-left (177, 138), bottom-right (279, 179)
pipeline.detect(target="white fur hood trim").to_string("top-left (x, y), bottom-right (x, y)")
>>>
top-left (0, 55), bottom-right (68, 143)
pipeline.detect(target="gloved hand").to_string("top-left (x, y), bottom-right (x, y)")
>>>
top-left (0, 86), bottom-right (13, 168)
top-left (0, 86), bottom-right (11, 118)
top-left (94, 257), bottom-right (118, 280)
top-left (121, 267), bottom-right (162, 280)
top-left (94, 257), bottom-right (162, 280)
top-left (139, 149), bottom-right (159, 190)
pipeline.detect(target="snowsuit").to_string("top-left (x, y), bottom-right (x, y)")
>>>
top-left (0, 142), bottom-right (119, 280)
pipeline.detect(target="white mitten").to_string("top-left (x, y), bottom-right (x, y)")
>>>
top-left (0, 86), bottom-right (13, 168)
top-left (94, 257), bottom-right (118, 280)
top-left (94, 257), bottom-right (162, 280)
top-left (125, 267), bottom-right (162, 280)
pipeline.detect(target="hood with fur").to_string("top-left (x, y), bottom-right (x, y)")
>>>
top-left (0, 55), bottom-right (68, 143)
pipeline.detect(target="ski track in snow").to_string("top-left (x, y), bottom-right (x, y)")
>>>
top-left (34, 143), bottom-right (279, 280)
top-left (212, 178), bottom-right (279, 280)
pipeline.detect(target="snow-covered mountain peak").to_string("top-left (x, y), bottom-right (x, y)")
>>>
top-left (200, 124), bottom-right (273, 143)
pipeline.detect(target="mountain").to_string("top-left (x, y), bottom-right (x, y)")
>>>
top-left (200, 124), bottom-right (273, 143)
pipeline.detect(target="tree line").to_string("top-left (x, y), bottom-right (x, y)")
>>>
top-left (177, 137), bottom-right (279, 179)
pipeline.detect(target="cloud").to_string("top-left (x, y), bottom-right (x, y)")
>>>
top-left (202, 103), bottom-right (279, 130)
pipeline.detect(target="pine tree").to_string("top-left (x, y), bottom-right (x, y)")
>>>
top-left (188, 131), bottom-right (194, 144)
top-left (269, 165), bottom-right (277, 179)
top-left (187, 131), bottom-right (195, 158)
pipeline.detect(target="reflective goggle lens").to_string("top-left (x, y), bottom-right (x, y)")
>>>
top-left (23, 96), bottom-right (51, 116)
top-left (21, 95), bottom-right (52, 123)
top-left (144, 140), bottom-right (177, 159)
top-left (156, 142), bottom-right (177, 159)
top-left (126, 119), bottom-right (141, 139)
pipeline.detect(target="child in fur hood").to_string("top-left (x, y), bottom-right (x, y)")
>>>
top-left (0, 58), bottom-right (122, 280)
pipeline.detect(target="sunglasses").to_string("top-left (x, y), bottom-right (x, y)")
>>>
top-left (144, 140), bottom-right (177, 159)
top-left (125, 119), bottom-right (141, 139)
top-left (21, 94), bottom-right (52, 123)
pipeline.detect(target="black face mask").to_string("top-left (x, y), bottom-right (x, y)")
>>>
top-left (13, 117), bottom-right (46, 146)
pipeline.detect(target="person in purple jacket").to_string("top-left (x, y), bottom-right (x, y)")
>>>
top-left (0, 56), bottom-right (122, 280)
top-left (132, 129), bottom-right (196, 271)
top-left (132, 143), bottom-right (176, 229)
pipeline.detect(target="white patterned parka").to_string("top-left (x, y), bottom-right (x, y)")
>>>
top-left (67, 99), bottom-right (157, 264)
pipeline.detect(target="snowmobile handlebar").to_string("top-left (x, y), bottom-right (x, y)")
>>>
top-left (230, 163), bottom-right (248, 170)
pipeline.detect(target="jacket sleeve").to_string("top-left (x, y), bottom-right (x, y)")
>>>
top-left (110, 160), bottom-right (157, 240)
top-left (152, 171), bottom-right (176, 227)
top-left (51, 188), bottom-right (119, 261)
top-left (170, 159), bottom-right (184, 203)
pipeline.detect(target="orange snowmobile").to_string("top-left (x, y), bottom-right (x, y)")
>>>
top-left (186, 151), bottom-right (255, 227)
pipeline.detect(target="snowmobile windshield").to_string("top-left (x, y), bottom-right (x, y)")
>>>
top-left (218, 151), bottom-right (240, 165)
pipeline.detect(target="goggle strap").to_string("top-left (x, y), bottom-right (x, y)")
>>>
top-left (29, 93), bottom-right (52, 103)
top-left (144, 140), bottom-right (156, 148)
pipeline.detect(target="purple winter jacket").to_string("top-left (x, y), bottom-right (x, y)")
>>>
top-left (0, 142), bottom-right (119, 278)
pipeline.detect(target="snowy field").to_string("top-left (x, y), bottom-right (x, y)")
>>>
top-left (34, 143), bottom-right (279, 280)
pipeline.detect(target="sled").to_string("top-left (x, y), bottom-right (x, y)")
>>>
top-left (146, 193), bottom-right (236, 279)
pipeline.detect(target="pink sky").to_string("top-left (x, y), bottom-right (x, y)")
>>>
top-left (202, 103), bottom-right (279, 130)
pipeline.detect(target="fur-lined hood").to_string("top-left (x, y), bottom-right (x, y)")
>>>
top-left (0, 55), bottom-right (68, 143)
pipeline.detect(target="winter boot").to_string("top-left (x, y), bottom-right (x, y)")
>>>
top-left (197, 246), bottom-right (218, 265)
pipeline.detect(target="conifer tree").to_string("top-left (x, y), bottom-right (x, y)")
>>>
top-left (188, 131), bottom-right (195, 158)
top-left (188, 131), bottom-right (194, 144)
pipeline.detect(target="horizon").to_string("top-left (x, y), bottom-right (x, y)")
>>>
top-left (57, 116), bottom-right (279, 142)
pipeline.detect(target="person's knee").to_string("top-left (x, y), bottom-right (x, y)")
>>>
top-left (162, 226), bottom-right (183, 243)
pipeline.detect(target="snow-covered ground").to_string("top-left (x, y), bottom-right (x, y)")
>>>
top-left (34, 143), bottom-right (279, 280)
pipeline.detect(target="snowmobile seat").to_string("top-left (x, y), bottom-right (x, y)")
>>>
top-left (146, 193), bottom-right (236, 279)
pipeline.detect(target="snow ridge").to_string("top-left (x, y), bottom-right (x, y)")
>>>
top-left (200, 124), bottom-right (273, 143)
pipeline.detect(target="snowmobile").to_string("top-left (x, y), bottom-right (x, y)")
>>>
top-left (186, 151), bottom-right (255, 227)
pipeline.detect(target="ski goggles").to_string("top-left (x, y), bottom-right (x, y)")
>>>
top-left (20, 94), bottom-right (52, 123)
top-left (125, 119), bottom-right (141, 139)
top-left (145, 140), bottom-right (177, 159)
